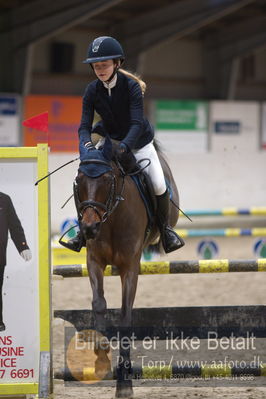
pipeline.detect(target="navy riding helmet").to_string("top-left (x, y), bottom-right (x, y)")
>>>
top-left (83, 36), bottom-right (125, 64)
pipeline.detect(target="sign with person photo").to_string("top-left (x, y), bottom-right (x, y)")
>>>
top-left (0, 144), bottom-right (51, 398)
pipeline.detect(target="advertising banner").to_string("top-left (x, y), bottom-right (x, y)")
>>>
top-left (0, 145), bottom-right (51, 397)
top-left (154, 100), bottom-right (208, 153)
top-left (23, 95), bottom-right (82, 152)
top-left (210, 101), bottom-right (259, 152)
top-left (0, 94), bottom-right (21, 146)
top-left (155, 100), bottom-right (208, 131)
top-left (214, 121), bottom-right (241, 134)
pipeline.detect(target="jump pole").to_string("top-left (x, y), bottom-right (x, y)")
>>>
top-left (53, 259), bottom-right (266, 278)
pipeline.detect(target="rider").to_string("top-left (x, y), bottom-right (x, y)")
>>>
top-left (63, 36), bottom-right (185, 254)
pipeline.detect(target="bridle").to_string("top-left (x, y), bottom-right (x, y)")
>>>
top-left (76, 159), bottom-right (125, 224)
top-left (58, 156), bottom-right (151, 244)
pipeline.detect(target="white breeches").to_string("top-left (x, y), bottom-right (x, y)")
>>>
top-left (94, 137), bottom-right (166, 196)
top-left (133, 142), bottom-right (166, 196)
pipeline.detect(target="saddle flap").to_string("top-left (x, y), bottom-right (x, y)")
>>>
top-left (131, 172), bottom-right (157, 227)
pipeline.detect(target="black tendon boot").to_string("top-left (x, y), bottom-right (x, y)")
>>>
top-left (59, 182), bottom-right (86, 252)
top-left (156, 189), bottom-right (185, 253)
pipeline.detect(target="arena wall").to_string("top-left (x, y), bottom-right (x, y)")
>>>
top-left (48, 100), bottom-right (266, 234)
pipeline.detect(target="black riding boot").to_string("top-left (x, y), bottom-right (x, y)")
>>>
top-left (156, 189), bottom-right (185, 253)
top-left (60, 230), bottom-right (85, 252)
top-left (59, 182), bottom-right (86, 252)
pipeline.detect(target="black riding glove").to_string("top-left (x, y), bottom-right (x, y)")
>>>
top-left (115, 143), bottom-right (137, 173)
top-left (116, 142), bottom-right (128, 154)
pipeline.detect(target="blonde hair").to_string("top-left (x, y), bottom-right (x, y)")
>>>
top-left (119, 68), bottom-right (146, 95)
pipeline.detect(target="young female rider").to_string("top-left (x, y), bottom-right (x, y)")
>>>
top-left (64, 36), bottom-right (184, 254)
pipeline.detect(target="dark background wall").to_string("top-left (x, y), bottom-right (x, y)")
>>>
top-left (1, 0), bottom-right (266, 100)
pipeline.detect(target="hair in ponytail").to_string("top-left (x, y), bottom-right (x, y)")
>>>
top-left (119, 68), bottom-right (146, 95)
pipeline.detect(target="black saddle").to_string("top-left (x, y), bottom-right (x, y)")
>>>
top-left (131, 171), bottom-right (157, 238)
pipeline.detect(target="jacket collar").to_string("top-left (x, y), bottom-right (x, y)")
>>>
top-left (102, 73), bottom-right (117, 95)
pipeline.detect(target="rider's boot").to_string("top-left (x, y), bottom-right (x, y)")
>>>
top-left (59, 181), bottom-right (86, 252)
top-left (156, 189), bottom-right (185, 253)
top-left (60, 230), bottom-right (85, 252)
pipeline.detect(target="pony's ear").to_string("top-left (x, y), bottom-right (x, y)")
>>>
top-left (101, 135), bottom-right (113, 161)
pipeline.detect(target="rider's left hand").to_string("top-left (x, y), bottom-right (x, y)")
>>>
top-left (115, 143), bottom-right (137, 173)
top-left (116, 142), bottom-right (129, 156)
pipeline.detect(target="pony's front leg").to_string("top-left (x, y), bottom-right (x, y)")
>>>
top-left (87, 257), bottom-right (111, 381)
top-left (87, 256), bottom-right (107, 333)
top-left (120, 263), bottom-right (139, 327)
top-left (115, 262), bottom-right (139, 398)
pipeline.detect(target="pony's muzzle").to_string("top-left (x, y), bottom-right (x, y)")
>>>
top-left (81, 222), bottom-right (101, 240)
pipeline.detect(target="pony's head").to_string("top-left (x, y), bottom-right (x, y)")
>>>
top-left (76, 137), bottom-right (117, 240)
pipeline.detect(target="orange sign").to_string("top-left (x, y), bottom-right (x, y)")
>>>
top-left (23, 95), bottom-right (82, 152)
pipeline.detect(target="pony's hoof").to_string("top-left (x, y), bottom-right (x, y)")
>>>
top-left (115, 380), bottom-right (133, 398)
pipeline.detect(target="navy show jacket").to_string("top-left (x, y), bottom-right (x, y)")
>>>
top-left (0, 192), bottom-right (29, 267)
top-left (78, 71), bottom-right (154, 150)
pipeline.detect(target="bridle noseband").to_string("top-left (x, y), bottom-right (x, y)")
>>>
top-left (76, 159), bottom-right (125, 224)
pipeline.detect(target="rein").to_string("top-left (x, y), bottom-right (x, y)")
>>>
top-left (35, 154), bottom-right (192, 223)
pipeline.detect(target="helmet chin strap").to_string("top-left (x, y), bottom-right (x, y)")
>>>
top-left (104, 65), bottom-right (119, 83)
